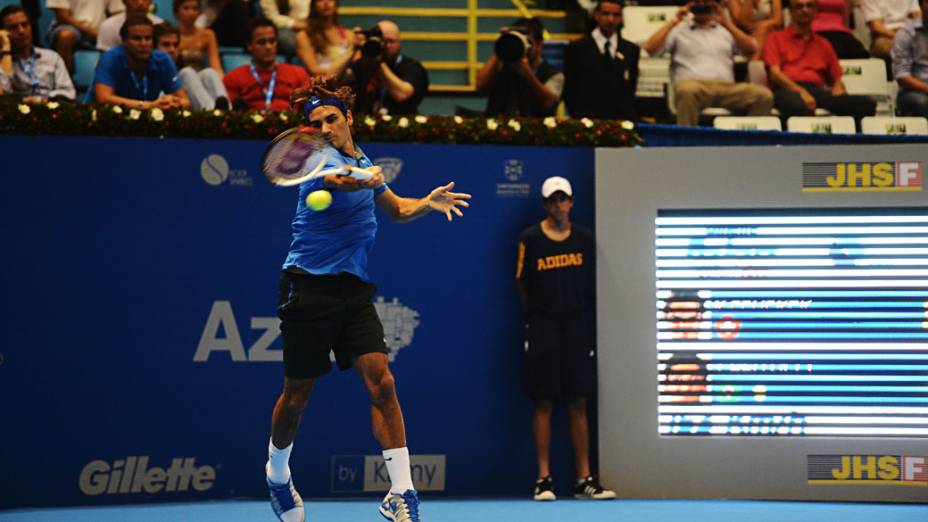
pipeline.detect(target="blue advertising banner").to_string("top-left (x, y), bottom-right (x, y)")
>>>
top-left (0, 136), bottom-right (594, 508)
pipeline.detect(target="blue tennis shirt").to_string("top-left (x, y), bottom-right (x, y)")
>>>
top-left (92, 46), bottom-right (181, 101)
top-left (282, 145), bottom-right (388, 282)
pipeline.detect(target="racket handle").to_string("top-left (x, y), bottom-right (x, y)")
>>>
top-left (346, 166), bottom-right (374, 180)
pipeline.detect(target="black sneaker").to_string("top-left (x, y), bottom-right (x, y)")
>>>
top-left (574, 476), bottom-right (616, 499)
top-left (533, 476), bottom-right (556, 501)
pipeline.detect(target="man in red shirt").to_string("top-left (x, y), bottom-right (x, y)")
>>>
top-left (223, 17), bottom-right (309, 111)
top-left (763, 0), bottom-right (875, 122)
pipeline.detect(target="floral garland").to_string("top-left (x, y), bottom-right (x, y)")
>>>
top-left (0, 99), bottom-right (641, 147)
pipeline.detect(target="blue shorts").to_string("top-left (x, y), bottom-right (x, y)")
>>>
top-left (522, 312), bottom-right (597, 400)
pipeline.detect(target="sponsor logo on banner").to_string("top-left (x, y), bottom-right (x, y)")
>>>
top-left (330, 454), bottom-right (446, 493)
top-left (801, 161), bottom-right (922, 192)
top-left (193, 298), bottom-right (418, 363)
top-left (807, 455), bottom-right (927, 486)
top-left (200, 154), bottom-right (253, 187)
top-left (497, 159), bottom-right (531, 197)
top-left (373, 157), bottom-right (403, 184)
top-left (373, 297), bottom-right (420, 362)
top-left (79, 456), bottom-right (217, 496)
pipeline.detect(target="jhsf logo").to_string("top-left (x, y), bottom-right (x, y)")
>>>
top-left (79, 456), bottom-right (216, 496)
top-left (194, 299), bottom-right (420, 362)
top-left (802, 161), bottom-right (922, 192)
top-left (807, 455), bottom-right (927, 485)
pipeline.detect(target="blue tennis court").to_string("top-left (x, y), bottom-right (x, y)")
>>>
top-left (2, 499), bottom-right (926, 522)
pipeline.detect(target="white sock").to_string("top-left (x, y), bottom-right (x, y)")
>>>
top-left (383, 447), bottom-right (414, 494)
top-left (267, 438), bottom-right (293, 484)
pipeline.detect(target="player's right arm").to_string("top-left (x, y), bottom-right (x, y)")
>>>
top-left (515, 238), bottom-right (530, 311)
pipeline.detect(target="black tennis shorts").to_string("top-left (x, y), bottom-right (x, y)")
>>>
top-left (277, 271), bottom-right (387, 379)
top-left (522, 312), bottom-right (596, 400)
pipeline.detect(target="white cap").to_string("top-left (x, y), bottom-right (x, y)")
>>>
top-left (541, 176), bottom-right (573, 198)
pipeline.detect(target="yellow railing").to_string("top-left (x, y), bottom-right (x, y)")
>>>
top-left (338, 4), bottom-right (580, 92)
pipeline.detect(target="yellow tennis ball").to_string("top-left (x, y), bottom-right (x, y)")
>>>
top-left (306, 190), bottom-right (333, 211)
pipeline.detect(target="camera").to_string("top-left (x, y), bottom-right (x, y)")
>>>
top-left (360, 25), bottom-right (383, 59)
top-left (494, 26), bottom-right (531, 63)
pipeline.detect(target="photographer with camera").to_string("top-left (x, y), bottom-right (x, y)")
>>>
top-left (346, 20), bottom-right (429, 115)
top-left (476, 17), bottom-right (563, 117)
top-left (564, 0), bottom-right (639, 121)
top-left (643, 0), bottom-right (773, 126)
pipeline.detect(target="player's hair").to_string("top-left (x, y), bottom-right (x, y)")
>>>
top-left (0, 5), bottom-right (29, 27)
top-left (120, 14), bottom-right (154, 39)
top-left (290, 75), bottom-right (356, 115)
top-left (153, 22), bottom-right (179, 45)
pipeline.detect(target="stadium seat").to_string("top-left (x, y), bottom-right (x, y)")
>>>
top-left (714, 116), bottom-right (783, 131)
top-left (622, 6), bottom-right (680, 46)
top-left (840, 58), bottom-right (893, 114)
top-left (860, 116), bottom-right (928, 135)
top-left (636, 57), bottom-right (671, 99)
top-left (786, 116), bottom-right (856, 134)
top-left (73, 49), bottom-right (100, 89)
top-left (151, 0), bottom-right (177, 25)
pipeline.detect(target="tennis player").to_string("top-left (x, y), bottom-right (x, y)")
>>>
top-left (265, 75), bottom-right (470, 522)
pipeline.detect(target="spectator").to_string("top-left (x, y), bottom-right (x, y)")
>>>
top-left (861, 0), bottom-right (921, 60)
top-left (47, 0), bottom-right (123, 71)
top-left (347, 20), bottom-right (428, 115)
top-left (643, 0), bottom-right (773, 126)
top-left (0, 5), bottom-right (75, 100)
top-left (892, 0), bottom-right (928, 116)
top-left (295, 0), bottom-right (356, 79)
top-left (727, 0), bottom-right (783, 60)
top-left (812, 0), bottom-right (869, 58)
top-left (764, 0), bottom-right (876, 121)
top-left (564, 0), bottom-right (639, 121)
top-left (92, 15), bottom-right (190, 109)
top-left (223, 16), bottom-right (308, 111)
top-left (259, 0), bottom-right (308, 57)
top-left (97, 0), bottom-right (163, 51)
top-left (515, 176), bottom-right (616, 502)
top-left (476, 17), bottom-right (563, 117)
top-left (154, 22), bottom-right (227, 109)
top-left (173, 0), bottom-right (223, 75)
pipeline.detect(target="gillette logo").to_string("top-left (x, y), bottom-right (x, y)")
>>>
top-left (79, 456), bottom-right (216, 496)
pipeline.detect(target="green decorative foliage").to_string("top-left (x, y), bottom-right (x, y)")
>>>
top-left (0, 99), bottom-right (641, 147)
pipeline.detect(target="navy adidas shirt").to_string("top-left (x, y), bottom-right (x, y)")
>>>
top-left (282, 145), bottom-right (388, 282)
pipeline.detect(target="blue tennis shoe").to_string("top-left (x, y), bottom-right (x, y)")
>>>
top-left (379, 489), bottom-right (420, 522)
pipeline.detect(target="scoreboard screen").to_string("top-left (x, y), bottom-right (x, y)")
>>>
top-left (655, 208), bottom-right (928, 437)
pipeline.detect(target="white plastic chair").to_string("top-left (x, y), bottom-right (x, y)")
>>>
top-left (787, 116), bottom-right (857, 134)
top-left (860, 116), bottom-right (928, 135)
top-left (714, 116), bottom-right (783, 131)
top-left (840, 58), bottom-right (893, 114)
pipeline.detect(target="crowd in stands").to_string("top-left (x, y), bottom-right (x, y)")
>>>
top-left (0, 0), bottom-right (926, 130)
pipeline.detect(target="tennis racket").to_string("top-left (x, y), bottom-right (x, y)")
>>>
top-left (261, 126), bottom-right (374, 187)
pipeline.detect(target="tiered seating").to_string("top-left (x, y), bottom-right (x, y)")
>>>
top-left (786, 116), bottom-right (857, 134)
top-left (860, 116), bottom-right (928, 135)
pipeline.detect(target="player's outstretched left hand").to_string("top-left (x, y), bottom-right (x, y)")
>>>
top-left (427, 182), bottom-right (471, 221)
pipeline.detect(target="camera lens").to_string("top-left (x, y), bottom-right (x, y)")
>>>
top-left (691, 4), bottom-right (712, 14)
top-left (362, 38), bottom-right (382, 58)
top-left (494, 30), bottom-right (528, 62)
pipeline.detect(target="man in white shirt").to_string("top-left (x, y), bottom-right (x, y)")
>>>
top-left (96, 0), bottom-right (162, 51)
top-left (0, 5), bottom-right (75, 100)
top-left (47, 0), bottom-right (124, 70)
top-left (861, 0), bottom-right (921, 59)
top-left (644, 0), bottom-right (772, 125)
